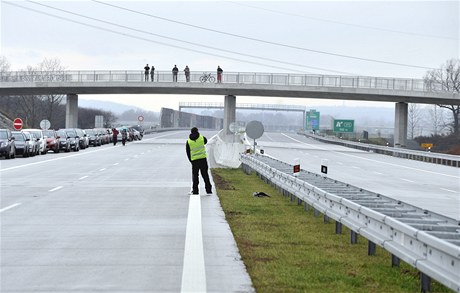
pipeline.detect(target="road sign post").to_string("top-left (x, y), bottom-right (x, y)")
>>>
top-left (333, 119), bottom-right (354, 133)
top-left (306, 109), bottom-right (320, 131)
top-left (13, 118), bottom-right (23, 130)
top-left (40, 119), bottom-right (51, 130)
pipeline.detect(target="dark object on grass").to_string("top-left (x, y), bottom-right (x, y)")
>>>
top-left (253, 191), bottom-right (270, 197)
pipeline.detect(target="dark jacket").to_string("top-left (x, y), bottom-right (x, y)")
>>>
top-left (186, 132), bottom-right (207, 162)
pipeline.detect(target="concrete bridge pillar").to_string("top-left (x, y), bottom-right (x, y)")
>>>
top-left (223, 95), bottom-right (236, 136)
top-left (65, 94), bottom-right (78, 128)
top-left (394, 102), bottom-right (408, 148)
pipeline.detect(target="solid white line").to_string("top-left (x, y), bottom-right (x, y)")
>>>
top-left (280, 133), bottom-right (459, 179)
top-left (49, 186), bottom-right (63, 192)
top-left (401, 178), bottom-right (415, 183)
top-left (440, 188), bottom-right (458, 193)
top-left (79, 175), bottom-right (89, 180)
top-left (181, 194), bottom-right (206, 293)
top-left (0, 203), bottom-right (22, 213)
top-left (0, 146), bottom-right (108, 172)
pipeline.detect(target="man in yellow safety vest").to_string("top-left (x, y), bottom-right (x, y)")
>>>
top-left (186, 127), bottom-right (212, 195)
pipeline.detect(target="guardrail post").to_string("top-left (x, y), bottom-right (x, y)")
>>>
top-left (324, 215), bottom-right (330, 223)
top-left (350, 230), bottom-right (358, 244)
top-left (304, 202), bottom-right (310, 212)
top-left (314, 208), bottom-right (320, 217)
top-left (421, 273), bottom-right (431, 293)
top-left (391, 254), bottom-right (400, 267)
top-left (335, 222), bottom-right (342, 234)
top-left (368, 241), bottom-right (376, 255)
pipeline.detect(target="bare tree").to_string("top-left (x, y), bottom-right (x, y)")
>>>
top-left (0, 56), bottom-right (10, 73)
top-left (15, 58), bottom-right (67, 128)
top-left (35, 58), bottom-right (67, 126)
top-left (427, 105), bottom-right (448, 135)
top-left (424, 59), bottom-right (460, 134)
top-left (408, 103), bottom-right (423, 139)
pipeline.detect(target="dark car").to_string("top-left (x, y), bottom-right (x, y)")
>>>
top-left (43, 129), bottom-right (60, 153)
top-left (11, 131), bottom-right (30, 157)
top-left (56, 130), bottom-right (71, 152)
top-left (84, 129), bottom-right (101, 147)
top-left (0, 129), bottom-right (16, 159)
top-left (61, 129), bottom-right (80, 151)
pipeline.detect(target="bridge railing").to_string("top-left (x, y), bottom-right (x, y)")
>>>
top-left (0, 70), bottom-right (429, 92)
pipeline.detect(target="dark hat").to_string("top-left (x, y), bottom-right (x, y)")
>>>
top-left (191, 127), bottom-right (198, 134)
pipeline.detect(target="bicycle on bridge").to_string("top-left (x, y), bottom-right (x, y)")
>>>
top-left (200, 72), bottom-right (215, 83)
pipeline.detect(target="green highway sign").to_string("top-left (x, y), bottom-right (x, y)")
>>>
top-left (306, 109), bottom-right (320, 130)
top-left (333, 119), bottom-right (354, 133)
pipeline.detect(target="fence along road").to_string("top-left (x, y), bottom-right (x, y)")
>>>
top-left (240, 132), bottom-right (459, 292)
top-left (240, 154), bottom-right (459, 292)
top-left (0, 70), bottom-right (459, 105)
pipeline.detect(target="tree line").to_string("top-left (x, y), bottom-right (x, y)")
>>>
top-left (0, 57), bottom-right (117, 129)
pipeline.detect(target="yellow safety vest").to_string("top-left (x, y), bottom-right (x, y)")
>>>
top-left (188, 135), bottom-right (207, 161)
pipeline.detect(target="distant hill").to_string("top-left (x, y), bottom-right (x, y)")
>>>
top-left (79, 99), bottom-right (143, 114)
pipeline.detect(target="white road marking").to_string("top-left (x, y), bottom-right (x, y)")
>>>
top-left (181, 194), bottom-right (206, 293)
top-left (0, 203), bottom-right (21, 213)
top-left (0, 147), bottom-right (108, 172)
top-left (280, 133), bottom-right (459, 179)
top-left (113, 163), bottom-right (119, 166)
top-left (49, 186), bottom-right (63, 192)
top-left (79, 175), bottom-right (89, 180)
top-left (401, 178), bottom-right (415, 183)
top-left (373, 171), bottom-right (384, 175)
top-left (99, 168), bottom-right (106, 171)
top-left (440, 188), bottom-right (458, 193)
top-left (352, 166), bottom-right (360, 169)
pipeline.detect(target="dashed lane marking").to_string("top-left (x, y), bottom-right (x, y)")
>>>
top-left (0, 203), bottom-right (22, 213)
top-left (49, 186), bottom-right (63, 192)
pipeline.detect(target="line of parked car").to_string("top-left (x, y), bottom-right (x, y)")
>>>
top-left (0, 126), bottom-right (144, 159)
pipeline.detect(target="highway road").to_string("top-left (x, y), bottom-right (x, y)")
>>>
top-left (0, 130), bottom-right (458, 292)
top-left (253, 132), bottom-right (460, 221)
top-left (0, 130), bottom-right (252, 293)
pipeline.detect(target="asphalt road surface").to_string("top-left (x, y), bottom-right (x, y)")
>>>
top-left (1, 130), bottom-right (458, 292)
top-left (0, 130), bottom-right (253, 293)
top-left (254, 132), bottom-right (459, 221)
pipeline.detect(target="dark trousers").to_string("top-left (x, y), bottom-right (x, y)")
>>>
top-left (191, 158), bottom-right (212, 194)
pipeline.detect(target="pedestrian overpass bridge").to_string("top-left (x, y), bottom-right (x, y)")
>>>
top-left (1, 70), bottom-right (458, 147)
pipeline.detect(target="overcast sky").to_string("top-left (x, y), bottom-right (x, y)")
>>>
top-left (1, 0), bottom-right (459, 111)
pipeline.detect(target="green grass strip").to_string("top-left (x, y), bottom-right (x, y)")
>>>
top-left (212, 168), bottom-right (452, 293)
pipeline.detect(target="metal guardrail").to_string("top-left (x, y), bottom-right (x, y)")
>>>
top-left (240, 153), bottom-right (460, 292)
top-left (298, 131), bottom-right (460, 168)
top-left (0, 70), bottom-right (429, 92)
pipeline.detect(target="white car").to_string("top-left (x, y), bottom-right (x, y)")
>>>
top-left (23, 129), bottom-right (48, 155)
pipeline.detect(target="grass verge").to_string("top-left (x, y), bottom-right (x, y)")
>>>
top-left (211, 168), bottom-right (452, 293)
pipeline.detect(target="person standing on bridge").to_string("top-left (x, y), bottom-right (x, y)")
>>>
top-left (144, 64), bottom-right (150, 81)
top-left (150, 65), bottom-right (155, 82)
top-left (172, 65), bottom-right (179, 82)
top-left (186, 127), bottom-right (212, 195)
top-left (217, 65), bottom-right (223, 83)
top-left (184, 65), bottom-right (190, 82)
